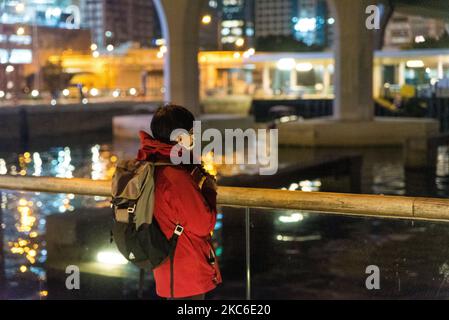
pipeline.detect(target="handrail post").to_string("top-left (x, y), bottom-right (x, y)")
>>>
top-left (245, 207), bottom-right (251, 300)
top-left (0, 191), bottom-right (5, 298)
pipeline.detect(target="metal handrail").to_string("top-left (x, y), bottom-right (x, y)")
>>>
top-left (0, 175), bottom-right (448, 222)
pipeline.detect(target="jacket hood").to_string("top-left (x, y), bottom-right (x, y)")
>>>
top-left (136, 130), bottom-right (174, 161)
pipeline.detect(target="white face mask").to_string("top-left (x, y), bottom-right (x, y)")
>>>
top-left (177, 133), bottom-right (195, 150)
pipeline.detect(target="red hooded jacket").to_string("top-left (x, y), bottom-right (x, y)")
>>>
top-left (136, 131), bottom-right (222, 298)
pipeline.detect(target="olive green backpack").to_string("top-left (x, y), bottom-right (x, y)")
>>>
top-left (110, 159), bottom-right (184, 298)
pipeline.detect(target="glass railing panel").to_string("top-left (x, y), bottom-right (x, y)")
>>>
top-left (247, 207), bottom-right (449, 299)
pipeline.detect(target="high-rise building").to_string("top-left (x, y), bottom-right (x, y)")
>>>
top-left (0, 1), bottom-right (90, 95)
top-left (384, 12), bottom-right (447, 49)
top-left (253, 0), bottom-right (333, 48)
top-left (255, 0), bottom-right (295, 38)
top-left (199, 0), bottom-right (221, 51)
top-left (81, 0), bottom-right (160, 49)
top-left (0, 0), bottom-right (82, 29)
top-left (294, 0), bottom-right (331, 47)
top-left (220, 0), bottom-right (255, 50)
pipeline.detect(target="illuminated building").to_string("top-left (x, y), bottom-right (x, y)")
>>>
top-left (294, 0), bottom-right (332, 47)
top-left (0, 0), bottom-right (89, 95)
top-left (220, 0), bottom-right (255, 50)
top-left (255, 0), bottom-right (296, 38)
top-left (80, 0), bottom-right (160, 49)
top-left (384, 12), bottom-right (447, 49)
top-left (199, 0), bottom-right (222, 50)
top-left (0, 0), bottom-right (82, 29)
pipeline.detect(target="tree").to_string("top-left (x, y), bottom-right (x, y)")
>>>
top-left (41, 60), bottom-right (74, 99)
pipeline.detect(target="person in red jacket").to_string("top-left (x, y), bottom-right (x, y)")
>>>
top-left (136, 104), bottom-right (222, 300)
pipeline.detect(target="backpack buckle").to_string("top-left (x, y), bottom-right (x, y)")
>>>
top-left (127, 203), bottom-right (136, 214)
top-left (174, 225), bottom-right (184, 236)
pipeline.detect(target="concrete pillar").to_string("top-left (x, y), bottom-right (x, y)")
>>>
top-left (289, 68), bottom-right (297, 91)
top-left (438, 57), bottom-right (444, 79)
top-left (323, 65), bottom-right (331, 96)
top-left (373, 62), bottom-right (382, 98)
top-left (398, 62), bottom-right (406, 86)
top-left (329, 0), bottom-right (374, 121)
top-left (153, 0), bottom-right (203, 115)
top-left (262, 64), bottom-right (271, 95)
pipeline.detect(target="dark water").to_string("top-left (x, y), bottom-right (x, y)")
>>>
top-left (0, 139), bottom-right (449, 299)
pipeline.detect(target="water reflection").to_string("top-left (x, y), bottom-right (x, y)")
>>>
top-left (0, 144), bottom-right (121, 299)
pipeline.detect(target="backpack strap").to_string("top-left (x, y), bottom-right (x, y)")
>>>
top-left (168, 224), bottom-right (184, 298)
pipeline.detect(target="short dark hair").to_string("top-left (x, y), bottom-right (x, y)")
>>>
top-left (150, 104), bottom-right (195, 144)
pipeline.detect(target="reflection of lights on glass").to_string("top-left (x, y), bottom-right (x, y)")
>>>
top-left (276, 234), bottom-right (321, 242)
top-left (156, 51), bottom-right (164, 59)
top-left (31, 89), bottom-right (39, 97)
top-left (40, 290), bottom-right (48, 297)
top-left (33, 152), bottom-right (42, 176)
top-left (202, 152), bottom-right (217, 176)
top-left (233, 52), bottom-right (240, 59)
top-left (214, 221), bottom-right (222, 230)
top-left (106, 44), bottom-right (114, 52)
top-left (0, 91), bottom-right (5, 98)
top-left (97, 251), bottom-right (128, 265)
top-left (91, 144), bottom-right (116, 180)
top-left (51, 99), bottom-right (57, 106)
top-left (279, 213), bottom-right (304, 223)
top-left (92, 50), bottom-right (100, 58)
top-left (327, 17), bottom-right (335, 25)
top-left (90, 43), bottom-right (98, 51)
top-left (129, 88), bottom-right (137, 96)
top-left (0, 159), bottom-right (7, 175)
top-left (285, 180), bottom-right (321, 192)
top-left (20, 265), bottom-right (27, 273)
top-left (62, 89), bottom-right (70, 96)
top-left (82, 98), bottom-right (88, 104)
top-left (55, 147), bottom-right (75, 178)
top-left (159, 45), bottom-right (167, 54)
top-left (288, 183), bottom-right (299, 191)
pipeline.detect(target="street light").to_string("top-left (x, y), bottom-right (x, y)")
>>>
top-left (202, 15), bottom-right (212, 25)
top-left (235, 38), bottom-right (245, 47)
